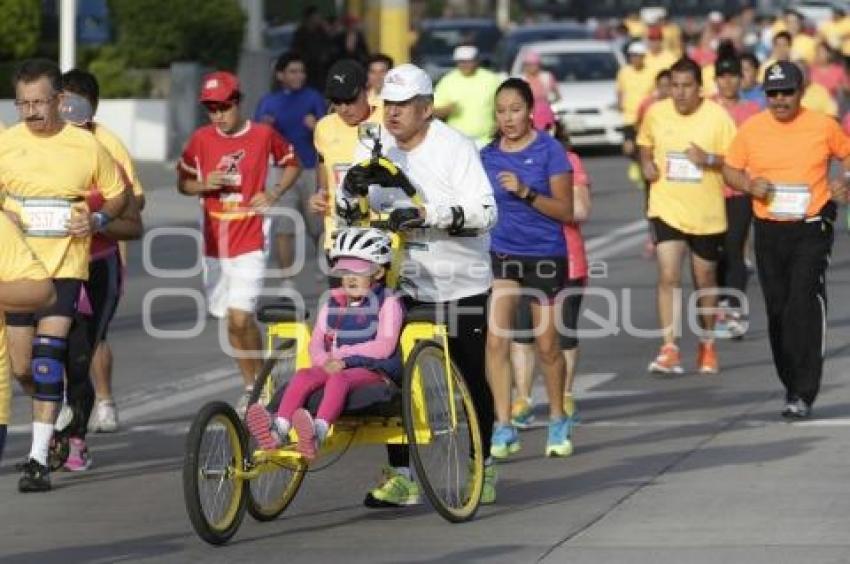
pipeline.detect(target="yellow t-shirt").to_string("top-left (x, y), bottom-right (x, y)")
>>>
top-left (0, 213), bottom-right (49, 425)
top-left (645, 49), bottom-right (678, 78)
top-left (802, 82), bottom-right (839, 117)
top-left (792, 34), bottom-right (817, 64)
top-left (0, 123), bottom-right (125, 279)
top-left (314, 104), bottom-right (384, 249)
top-left (821, 17), bottom-right (850, 56)
top-left (93, 123), bottom-right (144, 197)
top-left (617, 65), bottom-right (656, 125)
top-left (637, 98), bottom-right (736, 234)
top-left (703, 65), bottom-right (717, 97)
top-left (663, 23), bottom-right (683, 56)
top-left (434, 68), bottom-right (501, 144)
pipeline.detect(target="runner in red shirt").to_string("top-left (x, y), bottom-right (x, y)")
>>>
top-left (711, 56), bottom-right (760, 339)
top-left (178, 71), bottom-right (301, 414)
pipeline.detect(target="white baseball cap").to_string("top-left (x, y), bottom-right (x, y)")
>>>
top-left (453, 45), bottom-right (478, 62)
top-left (627, 41), bottom-right (648, 56)
top-left (380, 64), bottom-right (434, 102)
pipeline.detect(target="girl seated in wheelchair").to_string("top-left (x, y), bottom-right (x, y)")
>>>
top-left (246, 227), bottom-right (403, 460)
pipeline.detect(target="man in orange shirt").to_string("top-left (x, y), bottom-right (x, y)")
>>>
top-left (723, 61), bottom-right (850, 419)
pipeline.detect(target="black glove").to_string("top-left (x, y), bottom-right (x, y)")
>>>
top-left (335, 196), bottom-right (362, 223)
top-left (341, 164), bottom-right (372, 197)
top-left (388, 206), bottom-right (425, 231)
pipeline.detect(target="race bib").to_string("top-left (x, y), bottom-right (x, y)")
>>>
top-left (665, 152), bottom-right (703, 183)
top-left (769, 184), bottom-right (811, 219)
top-left (21, 199), bottom-right (72, 237)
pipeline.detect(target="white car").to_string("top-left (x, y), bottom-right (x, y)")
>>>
top-left (511, 40), bottom-right (625, 147)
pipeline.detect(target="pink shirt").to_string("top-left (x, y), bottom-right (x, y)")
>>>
top-left (308, 288), bottom-right (403, 366)
top-left (811, 64), bottom-right (846, 98)
top-left (564, 151), bottom-right (590, 281)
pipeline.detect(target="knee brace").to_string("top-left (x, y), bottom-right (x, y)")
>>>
top-left (31, 336), bottom-right (67, 402)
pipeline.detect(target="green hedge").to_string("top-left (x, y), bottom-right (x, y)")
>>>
top-left (0, 0), bottom-right (40, 60)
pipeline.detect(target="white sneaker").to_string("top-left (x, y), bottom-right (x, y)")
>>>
top-left (89, 399), bottom-right (119, 433)
top-left (54, 401), bottom-right (74, 433)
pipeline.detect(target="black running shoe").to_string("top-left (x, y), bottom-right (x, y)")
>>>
top-left (18, 458), bottom-right (51, 493)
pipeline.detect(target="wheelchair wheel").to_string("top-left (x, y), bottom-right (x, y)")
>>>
top-left (249, 340), bottom-right (297, 409)
top-left (183, 401), bottom-right (248, 545)
top-left (246, 437), bottom-right (307, 521)
top-left (402, 339), bottom-right (484, 523)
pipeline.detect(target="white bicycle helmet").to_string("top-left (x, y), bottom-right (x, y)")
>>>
top-left (330, 227), bottom-right (392, 266)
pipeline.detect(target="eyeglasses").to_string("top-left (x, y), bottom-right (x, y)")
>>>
top-left (202, 102), bottom-right (236, 114)
top-left (766, 88), bottom-right (797, 98)
top-left (14, 96), bottom-right (56, 111)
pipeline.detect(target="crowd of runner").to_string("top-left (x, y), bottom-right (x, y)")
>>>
top-left (2, 6), bottom-right (850, 508)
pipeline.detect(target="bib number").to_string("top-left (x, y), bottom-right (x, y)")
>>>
top-left (768, 184), bottom-right (811, 220)
top-left (665, 152), bottom-right (703, 183)
top-left (22, 199), bottom-right (72, 237)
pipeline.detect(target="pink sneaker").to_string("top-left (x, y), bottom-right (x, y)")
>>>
top-left (245, 404), bottom-right (280, 450)
top-left (63, 438), bottom-right (92, 472)
top-left (292, 408), bottom-right (317, 461)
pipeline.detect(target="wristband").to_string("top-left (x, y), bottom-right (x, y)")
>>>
top-left (92, 211), bottom-right (112, 232)
top-left (522, 189), bottom-right (538, 205)
top-left (706, 154), bottom-right (717, 167)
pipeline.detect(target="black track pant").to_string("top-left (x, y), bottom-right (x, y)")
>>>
top-left (717, 196), bottom-right (752, 309)
top-left (388, 292), bottom-right (494, 467)
top-left (754, 215), bottom-right (833, 406)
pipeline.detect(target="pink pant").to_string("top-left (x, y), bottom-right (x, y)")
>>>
top-left (277, 366), bottom-right (386, 424)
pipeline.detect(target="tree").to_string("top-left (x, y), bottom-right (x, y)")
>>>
top-left (108, 0), bottom-right (245, 70)
top-left (0, 0), bottom-right (41, 60)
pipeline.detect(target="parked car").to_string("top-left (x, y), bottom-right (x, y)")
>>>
top-left (494, 21), bottom-right (593, 72)
top-left (265, 23), bottom-right (296, 55)
top-left (411, 18), bottom-right (502, 81)
top-left (511, 40), bottom-right (625, 147)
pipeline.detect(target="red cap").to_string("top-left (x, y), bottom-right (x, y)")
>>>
top-left (647, 26), bottom-right (663, 40)
top-left (200, 71), bottom-right (240, 103)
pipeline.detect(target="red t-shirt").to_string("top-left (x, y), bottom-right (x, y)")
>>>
top-left (179, 121), bottom-right (296, 258)
top-left (713, 96), bottom-right (761, 198)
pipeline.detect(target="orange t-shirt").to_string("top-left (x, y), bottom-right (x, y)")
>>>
top-left (725, 108), bottom-right (850, 220)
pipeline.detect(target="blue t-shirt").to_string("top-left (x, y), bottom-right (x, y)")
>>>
top-left (254, 87), bottom-right (326, 168)
top-left (740, 86), bottom-right (767, 109)
top-left (481, 132), bottom-right (572, 257)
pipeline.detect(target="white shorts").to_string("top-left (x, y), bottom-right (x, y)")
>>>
top-left (203, 250), bottom-right (266, 318)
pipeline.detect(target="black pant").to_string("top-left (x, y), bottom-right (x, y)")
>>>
top-left (754, 216), bottom-right (833, 406)
top-left (65, 312), bottom-right (96, 439)
top-left (718, 196), bottom-right (753, 309)
top-left (388, 292), bottom-right (494, 467)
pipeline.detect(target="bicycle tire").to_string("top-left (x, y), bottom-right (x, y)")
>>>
top-left (402, 339), bottom-right (484, 523)
top-left (183, 401), bottom-right (248, 545)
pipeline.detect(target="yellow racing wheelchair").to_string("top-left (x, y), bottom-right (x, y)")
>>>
top-left (183, 133), bottom-right (486, 545)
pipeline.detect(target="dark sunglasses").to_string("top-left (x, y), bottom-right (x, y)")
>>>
top-left (203, 101), bottom-right (236, 113)
top-left (766, 88), bottom-right (797, 98)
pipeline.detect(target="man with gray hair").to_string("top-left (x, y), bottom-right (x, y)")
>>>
top-left (342, 63), bottom-right (499, 506)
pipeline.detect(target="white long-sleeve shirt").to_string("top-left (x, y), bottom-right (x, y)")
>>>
top-left (351, 119), bottom-right (496, 302)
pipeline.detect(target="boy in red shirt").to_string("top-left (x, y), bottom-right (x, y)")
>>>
top-left (178, 71), bottom-right (301, 414)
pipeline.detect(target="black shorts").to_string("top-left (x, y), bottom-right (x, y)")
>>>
top-left (490, 253), bottom-right (568, 300)
top-left (513, 278), bottom-right (585, 349)
top-left (649, 218), bottom-right (724, 262)
top-left (85, 251), bottom-right (123, 343)
top-left (5, 278), bottom-right (83, 326)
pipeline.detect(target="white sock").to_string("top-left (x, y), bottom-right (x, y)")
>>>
top-left (274, 416), bottom-right (291, 435)
top-left (395, 466), bottom-right (412, 480)
top-left (315, 419), bottom-right (330, 443)
top-left (30, 422), bottom-right (54, 466)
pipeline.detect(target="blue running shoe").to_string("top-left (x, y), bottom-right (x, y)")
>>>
top-left (545, 416), bottom-right (574, 457)
top-left (490, 424), bottom-right (520, 459)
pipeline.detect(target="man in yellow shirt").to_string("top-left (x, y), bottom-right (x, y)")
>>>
top-left (638, 57), bottom-right (736, 376)
top-left (818, 7), bottom-right (850, 58)
top-left (309, 59), bottom-right (384, 252)
top-left (433, 45), bottom-right (501, 146)
top-left (617, 41), bottom-right (655, 159)
top-left (645, 26), bottom-right (678, 77)
top-left (0, 214), bottom-right (55, 462)
top-left (0, 59), bottom-right (127, 492)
